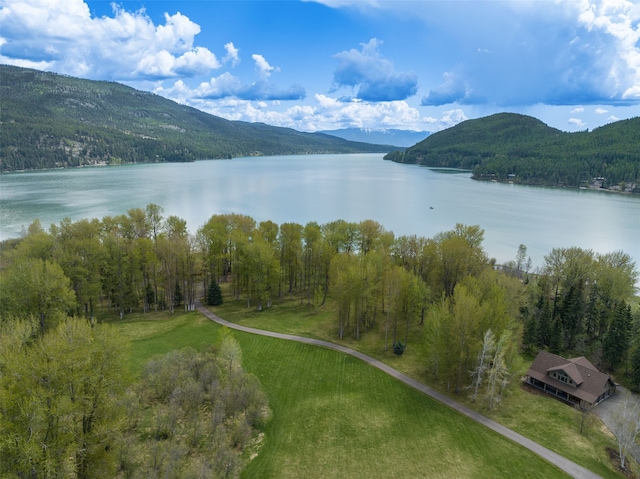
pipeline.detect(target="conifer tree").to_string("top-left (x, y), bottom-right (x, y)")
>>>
top-left (207, 280), bottom-right (223, 306)
top-left (603, 301), bottom-right (632, 370)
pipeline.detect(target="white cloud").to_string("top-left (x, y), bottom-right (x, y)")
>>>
top-left (332, 38), bottom-right (418, 101)
top-left (161, 86), bottom-right (462, 132)
top-left (595, 107), bottom-right (608, 114)
top-left (569, 117), bottom-right (587, 129)
top-left (252, 54), bottom-right (279, 79)
top-left (159, 70), bottom-right (305, 102)
top-left (0, 0), bottom-right (220, 80)
top-left (223, 42), bottom-right (240, 67)
top-left (572, 0), bottom-right (640, 100)
top-left (571, 106), bottom-right (585, 113)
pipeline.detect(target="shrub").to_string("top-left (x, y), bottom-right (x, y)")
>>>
top-left (393, 341), bottom-right (406, 356)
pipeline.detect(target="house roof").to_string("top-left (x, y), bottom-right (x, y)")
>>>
top-left (526, 351), bottom-right (614, 404)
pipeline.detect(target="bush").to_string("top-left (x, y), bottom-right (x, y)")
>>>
top-left (393, 341), bottom-right (406, 356)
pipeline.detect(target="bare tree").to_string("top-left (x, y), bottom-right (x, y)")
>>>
top-left (610, 389), bottom-right (640, 470)
top-left (575, 400), bottom-right (594, 435)
top-left (485, 331), bottom-right (511, 410)
top-left (470, 329), bottom-right (495, 402)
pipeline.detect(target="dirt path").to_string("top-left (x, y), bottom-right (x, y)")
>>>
top-left (197, 303), bottom-right (603, 479)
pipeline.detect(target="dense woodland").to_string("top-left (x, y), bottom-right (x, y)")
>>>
top-left (0, 65), bottom-right (392, 171)
top-left (385, 113), bottom-right (640, 191)
top-left (1, 207), bottom-right (638, 386)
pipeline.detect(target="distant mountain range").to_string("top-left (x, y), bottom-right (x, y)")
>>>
top-left (0, 65), bottom-right (394, 172)
top-left (385, 113), bottom-right (640, 191)
top-left (320, 128), bottom-right (430, 147)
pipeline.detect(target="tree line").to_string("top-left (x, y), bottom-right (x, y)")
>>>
top-left (1, 206), bottom-right (639, 398)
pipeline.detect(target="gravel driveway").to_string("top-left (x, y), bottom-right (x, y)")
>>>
top-left (592, 386), bottom-right (640, 466)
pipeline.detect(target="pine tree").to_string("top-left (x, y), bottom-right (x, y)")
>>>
top-left (207, 280), bottom-right (223, 306)
top-left (174, 280), bottom-right (183, 307)
top-left (630, 343), bottom-right (640, 392)
top-left (603, 301), bottom-right (632, 370)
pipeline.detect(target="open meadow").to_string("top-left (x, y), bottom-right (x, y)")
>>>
top-left (109, 299), bottom-right (634, 479)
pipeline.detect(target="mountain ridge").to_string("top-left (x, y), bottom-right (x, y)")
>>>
top-left (320, 128), bottom-right (430, 147)
top-left (0, 65), bottom-right (393, 171)
top-left (384, 113), bottom-right (640, 191)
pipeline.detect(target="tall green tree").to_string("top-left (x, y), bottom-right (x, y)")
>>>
top-left (0, 257), bottom-right (76, 331)
top-left (0, 318), bottom-right (130, 478)
top-left (602, 301), bottom-right (632, 370)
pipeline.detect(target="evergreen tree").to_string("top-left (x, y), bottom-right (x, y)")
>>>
top-left (174, 280), bottom-right (183, 307)
top-left (630, 343), bottom-right (640, 392)
top-left (603, 301), bottom-right (632, 370)
top-left (207, 280), bottom-right (224, 306)
top-left (549, 317), bottom-right (564, 355)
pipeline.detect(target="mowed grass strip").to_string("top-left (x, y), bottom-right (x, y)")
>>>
top-left (115, 312), bottom-right (571, 479)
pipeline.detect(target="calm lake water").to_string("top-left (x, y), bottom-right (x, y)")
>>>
top-left (1, 153), bottom-right (639, 273)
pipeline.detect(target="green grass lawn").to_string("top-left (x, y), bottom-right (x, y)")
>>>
top-left (110, 309), bottom-right (574, 479)
top-left (207, 294), bottom-right (632, 479)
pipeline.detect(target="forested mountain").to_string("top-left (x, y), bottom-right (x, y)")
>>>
top-left (0, 65), bottom-right (393, 171)
top-left (384, 113), bottom-right (640, 191)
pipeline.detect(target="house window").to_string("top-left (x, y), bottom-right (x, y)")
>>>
top-left (550, 371), bottom-right (574, 386)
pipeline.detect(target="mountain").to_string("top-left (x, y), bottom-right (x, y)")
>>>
top-left (320, 128), bottom-right (429, 147)
top-left (0, 65), bottom-right (392, 171)
top-left (384, 113), bottom-right (640, 191)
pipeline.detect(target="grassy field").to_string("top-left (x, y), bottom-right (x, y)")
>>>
top-left (207, 294), bottom-right (634, 479)
top-left (111, 310), bottom-right (574, 479)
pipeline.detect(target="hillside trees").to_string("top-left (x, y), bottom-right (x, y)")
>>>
top-left (0, 65), bottom-right (390, 172)
top-left (385, 113), bottom-right (640, 190)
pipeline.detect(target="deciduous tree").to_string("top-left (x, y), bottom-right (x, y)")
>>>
top-left (0, 318), bottom-right (130, 478)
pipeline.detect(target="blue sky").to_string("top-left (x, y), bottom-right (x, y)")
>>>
top-left (1, 0), bottom-right (639, 133)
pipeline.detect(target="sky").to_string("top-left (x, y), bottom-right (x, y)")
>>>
top-left (1, 0), bottom-right (639, 134)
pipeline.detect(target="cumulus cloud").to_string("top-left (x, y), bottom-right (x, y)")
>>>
top-left (332, 38), bottom-right (418, 101)
top-left (422, 72), bottom-right (471, 106)
top-left (595, 107), bottom-right (608, 114)
top-left (171, 90), bottom-right (461, 133)
top-left (540, 0), bottom-right (640, 105)
top-left (569, 117), bottom-right (587, 129)
top-left (0, 0), bottom-right (219, 80)
top-left (223, 42), bottom-right (240, 67)
top-left (160, 66), bottom-right (305, 102)
top-left (571, 106), bottom-right (585, 113)
top-left (317, 1), bottom-right (640, 107)
top-left (252, 54), bottom-right (279, 79)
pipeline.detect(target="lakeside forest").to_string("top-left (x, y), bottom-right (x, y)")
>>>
top-left (384, 113), bottom-right (640, 191)
top-left (1, 206), bottom-right (639, 476)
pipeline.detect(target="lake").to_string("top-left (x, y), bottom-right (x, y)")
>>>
top-left (1, 153), bottom-right (639, 273)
